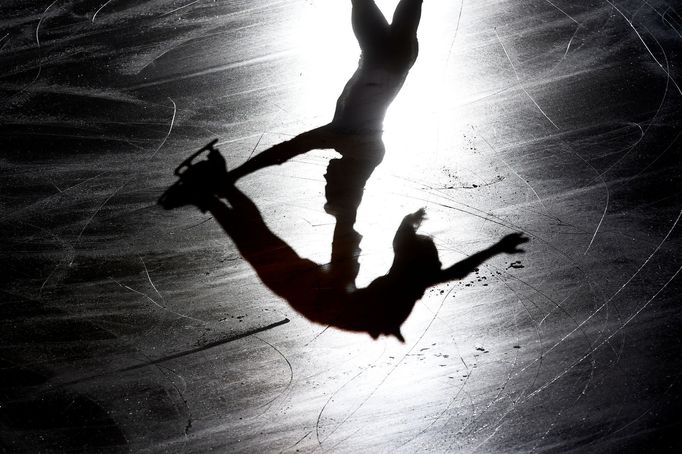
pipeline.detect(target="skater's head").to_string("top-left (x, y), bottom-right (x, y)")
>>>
top-left (391, 210), bottom-right (442, 279)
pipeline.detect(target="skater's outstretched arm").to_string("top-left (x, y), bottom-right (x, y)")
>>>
top-left (433, 233), bottom-right (529, 284)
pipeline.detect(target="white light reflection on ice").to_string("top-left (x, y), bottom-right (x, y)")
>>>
top-left (287, 1), bottom-right (474, 286)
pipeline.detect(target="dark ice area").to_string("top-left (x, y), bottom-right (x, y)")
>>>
top-left (1, 0), bottom-right (681, 452)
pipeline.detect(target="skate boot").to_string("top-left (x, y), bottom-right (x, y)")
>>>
top-left (158, 139), bottom-right (229, 212)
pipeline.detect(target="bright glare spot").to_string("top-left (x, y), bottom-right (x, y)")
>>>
top-left (292, 0), bottom-right (465, 160)
top-left (292, 0), bottom-right (448, 128)
top-left (285, 1), bottom-right (474, 285)
top-left (292, 2), bottom-right (357, 123)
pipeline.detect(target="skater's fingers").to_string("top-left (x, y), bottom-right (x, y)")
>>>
top-left (505, 233), bottom-right (529, 244)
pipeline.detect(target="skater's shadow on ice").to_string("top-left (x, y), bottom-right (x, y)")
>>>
top-left (159, 0), bottom-right (529, 340)
top-left (159, 143), bottom-right (528, 341)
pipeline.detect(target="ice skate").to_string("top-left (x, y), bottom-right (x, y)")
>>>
top-left (158, 139), bottom-right (229, 212)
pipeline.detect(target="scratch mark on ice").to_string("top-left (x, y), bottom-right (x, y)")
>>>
top-left (161, 0), bottom-right (201, 17)
top-left (110, 277), bottom-right (205, 323)
top-left (606, 0), bottom-right (682, 95)
top-left (247, 133), bottom-right (265, 162)
top-left (494, 29), bottom-right (560, 130)
top-left (92, 0), bottom-right (115, 23)
top-left (254, 335), bottom-right (294, 415)
top-left (516, 208), bottom-right (682, 378)
top-left (543, 0), bottom-right (579, 24)
top-left (150, 97), bottom-right (177, 159)
top-left (279, 431), bottom-right (312, 454)
top-left (36, 0), bottom-right (58, 46)
top-left (480, 135), bottom-right (548, 212)
top-left (70, 98), bottom-right (176, 255)
top-left (584, 187), bottom-right (609, 254)
top-left (140, 255), bottom-right (164, 302)
top-left (527, 263), bottom-right (682, 400)
top-left (318, 288), bottom-right (453, 447)
top-left (0, 33), bottom-right (10, 51)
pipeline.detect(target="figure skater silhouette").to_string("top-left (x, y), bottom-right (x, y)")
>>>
top-left (199, 0), bottom-right (426, 299)
top-left (225, 0), bottom-right (423, 184)
top-left (160, 144), bottom-right (529, 341)
top-left (159, 0), bottom-right (530, 340)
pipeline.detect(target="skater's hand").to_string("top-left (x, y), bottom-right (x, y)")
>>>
top-left (404, 208), bottom-right (426, 228)
top-left (495, 233), bottom-right (529, 254)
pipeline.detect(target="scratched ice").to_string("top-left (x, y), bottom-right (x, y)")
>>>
top-left (0, 1), bottom-right (681, 452)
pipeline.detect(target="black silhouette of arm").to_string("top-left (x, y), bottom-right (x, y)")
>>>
top-left (434, 233), bottom-right (528, 284)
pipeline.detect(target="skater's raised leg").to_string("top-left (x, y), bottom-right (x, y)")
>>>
top-left (225, 125), bottom-right (335, 183)
top-left (391, 0), bottom-right (423, 40)
top-left (388, 0), bottom-right (423, 67)
top-left (351, 0), bottom-right (390, 57)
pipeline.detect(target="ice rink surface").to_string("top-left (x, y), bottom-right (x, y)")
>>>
top-left (1, 0), bottom-right (681, 452)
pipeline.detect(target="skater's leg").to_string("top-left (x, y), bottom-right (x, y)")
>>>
top-left (390, 0), bottom-right (423, 43)
top-left (328, 216), bottom-right (362, 291)
top-left (324, 134), bottom-right (384, 291)
top-left (205, 191), bottom-right (321, 304)
top-left (205, 190), bottom-right (276, 263)
top-left (226, 125), bottom-right (335, 183)
top-left (351, 0), bottom-right (390, 55)
top-left (324, 134), bottom-right (384, 218)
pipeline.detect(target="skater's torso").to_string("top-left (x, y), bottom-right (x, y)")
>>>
top-left (331, 45), bottom-right (417, 133)
top-left (283, 263), bottom-right (419, 339)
